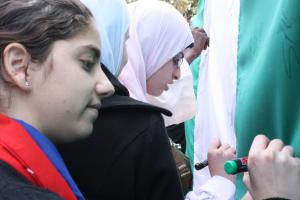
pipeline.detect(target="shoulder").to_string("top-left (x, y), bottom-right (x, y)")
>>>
top-left (0, 161), bottom-right (63, 200)
top-left (98, 95), bottom-right (171, 134)
top-left (97, 96), bottom-right (171, 139)
top-left (101, 95), bottom-right (172, 117)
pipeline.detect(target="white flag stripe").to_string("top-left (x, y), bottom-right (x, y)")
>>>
top-left (193, 0), bottom-right (240, 190)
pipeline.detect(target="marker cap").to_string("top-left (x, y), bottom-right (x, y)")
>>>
top-left (224, 160), bottom-right (238, 174)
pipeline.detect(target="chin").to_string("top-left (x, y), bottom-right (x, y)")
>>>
top-left (76, 125), bottom-right (93, 139)
top-left (148, 89), bottom-right (163, 97)
top-left (157, 89), bottom-right (164, 96)
top-left (53, 125), bottom-right (93, 144)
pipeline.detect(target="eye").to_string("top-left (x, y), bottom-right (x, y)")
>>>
top-left (172, 52), bottom-right (184, 67)
top-left (81, 60), bottom-right (96, 72)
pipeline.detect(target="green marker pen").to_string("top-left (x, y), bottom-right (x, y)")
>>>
top-left (224, 157), bottom-right (248, 175)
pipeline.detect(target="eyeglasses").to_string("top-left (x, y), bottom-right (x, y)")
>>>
top-left (172, 52), bottom-right (184, 68)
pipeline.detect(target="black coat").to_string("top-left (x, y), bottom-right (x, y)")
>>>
top-left (0, 161), bottom-right (63, 200)
top-left (58, 67), bottom-right (184, 200)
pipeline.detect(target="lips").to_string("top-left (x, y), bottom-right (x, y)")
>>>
top-left (87, 103), bottom-right (101, 110)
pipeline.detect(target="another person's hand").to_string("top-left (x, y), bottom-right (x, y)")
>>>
top-left (207, 138), bottom-right (236, 183)
top-left (243, 134), bottom-right (300, 200)
top-left (184, 27), bottom-right (209, 64)
top-left (192, 28), bottom-right (209, 53)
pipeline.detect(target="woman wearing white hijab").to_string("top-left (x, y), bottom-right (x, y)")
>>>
top-left (118, 1), bottom-right (237, 200)
top-left (118, 0), bottom-right (194, 102)
top-left (118, 1), bottom-right (197, 154)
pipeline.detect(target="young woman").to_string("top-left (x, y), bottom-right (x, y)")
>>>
top-left (0, 0), bottom-right (114, 199)
top-left (118, 1), bottom-right (194, 102)
top-left (118, 2), bottom-right (236, 200)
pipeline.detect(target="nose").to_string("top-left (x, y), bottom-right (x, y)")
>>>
top-left (95, 68), bottom-right (115, 98)
top-left (173, 67), bottom-right (181, 80)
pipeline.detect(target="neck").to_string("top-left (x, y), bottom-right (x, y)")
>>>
top-left (5, 103), bottom-right (42, 135)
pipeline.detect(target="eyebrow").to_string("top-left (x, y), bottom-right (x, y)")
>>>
top-left (76, 45), bottom-right (101, 62)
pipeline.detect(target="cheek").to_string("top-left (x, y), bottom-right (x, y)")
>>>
top-left (47, 73), bottom-right (90, 112)
top-left (163, 66), bottom-right (175, 81)
top-left (146, 77), bottom-right (159, 96)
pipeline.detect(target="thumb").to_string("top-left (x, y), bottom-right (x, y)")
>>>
top-left (243, 172), bottom-right (251, 193)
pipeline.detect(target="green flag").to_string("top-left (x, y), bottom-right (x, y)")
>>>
top-left (235, 0), bottom-right (300, 198)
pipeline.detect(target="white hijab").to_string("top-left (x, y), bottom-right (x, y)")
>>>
top-left (119, 0), bottom-right (194, 102)
top-left (81, 0), bottom-right (129, 76)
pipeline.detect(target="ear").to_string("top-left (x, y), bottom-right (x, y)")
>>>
top-left (2, 43), bottom-right (32, 91)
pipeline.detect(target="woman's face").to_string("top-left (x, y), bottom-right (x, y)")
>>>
top-left (146, 52), bottom-right (183, 96)
top-left (29, 21), bottom-right (114, 142)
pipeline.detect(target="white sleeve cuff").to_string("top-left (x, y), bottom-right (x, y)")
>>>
top-left (185, 176), bottom-right (235, 200)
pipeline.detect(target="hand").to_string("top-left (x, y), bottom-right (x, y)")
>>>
top-left (184, 27), bottom-right (209, 64)
top-left (191, 27), bottom-right (209, 53)
top-left (243, 134), bottom-right (300, 200)
top-left (207, 138), bottom-right (236, 183)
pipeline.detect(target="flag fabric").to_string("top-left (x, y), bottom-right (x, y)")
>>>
top-left (235, 0), bottom-right (300, 198)
top-left (193, 0), bottom-right (239, 192)
top-left (193, 0), bottom-right (300, 199)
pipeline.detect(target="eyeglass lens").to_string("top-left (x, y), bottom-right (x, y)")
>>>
top-left (173, 52), bottom-right (184, 67)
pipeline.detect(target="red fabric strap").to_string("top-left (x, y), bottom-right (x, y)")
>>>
top-left (0, 114), bottom-right (77, 200)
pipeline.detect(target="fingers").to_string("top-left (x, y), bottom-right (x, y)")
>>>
top-left (249, 134), bottom-right (294, 157)
top-left (228, 147), bottom-right (236, 155)
top-left (249, 134), bottom-right (270, 155)
top-left (205, 37), bottom-right (210, 47)
top-left (209, 138), bottom-right (235, 154)
top-left (243, 172), bottom-right (251, 189)
top-left (281, 145), bottom-right (294, 156)
top-left (192, 27), bottom-right (205, 33)
top-left (191, 27), bottom-right (209, 49)
top-left (192, 29), bottom-right (208, 40)
top-left (219, 143), bottom-right (231, 151)
top-left (196, 28), bottom-right (205, 33)
top-left (266, 139), bottom-right (284, 152)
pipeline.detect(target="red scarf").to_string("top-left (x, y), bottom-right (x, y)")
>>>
top-left (0, 114), bottom-right (77, 200)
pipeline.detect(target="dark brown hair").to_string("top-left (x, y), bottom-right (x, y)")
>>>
top-left (0, 0), bottom-right (93, 64)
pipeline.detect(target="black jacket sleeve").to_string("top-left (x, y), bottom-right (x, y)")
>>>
top-left (133, 114), bottom-right (184, 200)
top-left (0, 161), bottom-right (63, 200)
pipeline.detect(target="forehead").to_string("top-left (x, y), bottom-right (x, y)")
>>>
top-left (69, 20), bottom-right (100, 49)
top-left (49, 21), bottom-right (101, 57)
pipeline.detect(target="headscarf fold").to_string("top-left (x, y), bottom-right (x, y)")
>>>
top-left (82, 0), bottom-right (130, 76)
top-left (119, 0), bottom-right (194, 102)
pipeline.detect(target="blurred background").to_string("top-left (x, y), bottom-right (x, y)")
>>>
top-left (125, 0), bottom-right (198, 24)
